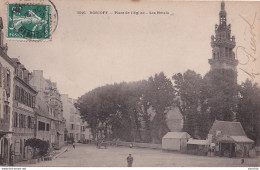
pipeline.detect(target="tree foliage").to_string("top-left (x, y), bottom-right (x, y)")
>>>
top-left (25, 138), bottom-right (50, 158)
top-left (76, 72), bottom-right (174, 143)
top-left (237, 79), bottom-right (260, 145)
top-left (76, 68), bottom-right (260, 145)
top-left (172, 70), bottom-right (209, 139)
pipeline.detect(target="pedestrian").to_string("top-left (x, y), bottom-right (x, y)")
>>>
top-left (241, 157), bottom-right (244, 164)
top-left (127, 154), bottom-right (133, 167)
top-left (73, 142), bottom-right (75, 149)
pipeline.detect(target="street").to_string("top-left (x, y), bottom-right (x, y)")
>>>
top-left (16, 143), bottom-right (259, 167)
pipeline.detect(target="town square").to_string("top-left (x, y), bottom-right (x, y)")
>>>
top-left (0, 0), bottom-right (260, 168)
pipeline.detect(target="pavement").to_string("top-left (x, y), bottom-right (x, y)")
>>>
top-left (14, 143), bottom-right (260, 167)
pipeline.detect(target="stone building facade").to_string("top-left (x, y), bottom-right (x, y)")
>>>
top-left (0, 17), bottom-right (15, 165)
top-left (61, 94), bottom-right (91, 143)
top-left (11, 58), bottom-right (37, 163)
top-left (30, 70), bottom-right (65, 149)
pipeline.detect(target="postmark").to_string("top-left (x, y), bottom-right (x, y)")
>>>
top-left (7, 4), bottom-right (51, 40)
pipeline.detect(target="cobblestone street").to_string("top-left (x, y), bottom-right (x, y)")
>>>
top-left (15, 143), bottom-right (260, 167)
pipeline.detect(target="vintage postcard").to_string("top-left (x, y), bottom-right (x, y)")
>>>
top-left (0, 0), bottom-right (259, 168)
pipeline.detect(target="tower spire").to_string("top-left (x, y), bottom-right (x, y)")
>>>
top-left (221, 1), bottom-right (225, 10)
top-left (219, 1), bottom-right (227, 25)
top-left (208, 1), bottom-right (238, 73)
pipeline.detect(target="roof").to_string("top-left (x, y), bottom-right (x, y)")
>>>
top-left (187, 139), bottom-right (210, 145)
top-left (163, 132), bottom-right (190, 139)
top-left (11, 58), bottom-right (21, 64)
top-left (231, 136), bottom-right (254, 143)
top-left (216, 135), bottom-right (235, 143)
top-left (209, 120), bottom-right (246, 136)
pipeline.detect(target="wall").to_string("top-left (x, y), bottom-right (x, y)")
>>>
top-left (162, 138), bottom-right (180, 151)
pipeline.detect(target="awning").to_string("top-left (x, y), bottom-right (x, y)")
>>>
top-left (187, 139), bottom-right (210, 145)
top-left (230, 136), bottom-right (254, 143)
top-left (216, 136), bottom-right (235, 143)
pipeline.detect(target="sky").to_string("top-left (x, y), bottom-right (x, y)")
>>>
top-left (1, 0), bottom-right (260, 99)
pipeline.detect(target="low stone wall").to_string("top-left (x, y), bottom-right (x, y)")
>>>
top-left (117, 141), bottom-right (162, 149)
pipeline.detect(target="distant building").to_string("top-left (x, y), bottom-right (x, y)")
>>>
top-left (208, 120), bottom-right (254, 157)
top-left (61, 94), bottom-right (91, 143)
top-left (11, 58), bottom-right (37, 163)
top-left (162, 132), bottom-right (191, 151)
top-left (0, 17), bottom-right (15, 165)
top-left (30, 70), bottom-right (65, 149)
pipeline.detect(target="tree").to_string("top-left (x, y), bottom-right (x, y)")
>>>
top-left (25, 138), bottom-right (50, 158)
top-left (146, 72), bottom-right (175, 143)
top-left (203, 69), bottom-right (239, 122)
top-left (237, 79), bottom-right (260, 145)
top-left (172, 70), bottom-right (209, 138)
top-left (76, 72), bottom-right (175, 143)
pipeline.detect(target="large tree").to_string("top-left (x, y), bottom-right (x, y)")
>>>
top-left (237, 79), bottom-right (260, 145)
top-left (146, 72), bottom-right (175, 143)
top-left (203, 69), bottom-right (239, 122)
top-left (172, 70), bottom-right (209, 138)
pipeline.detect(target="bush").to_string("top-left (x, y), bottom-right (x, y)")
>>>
top-left (25, 138), bottom-right (50, 158)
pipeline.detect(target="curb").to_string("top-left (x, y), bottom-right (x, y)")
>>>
top-left (53, 147), bottom-right (69, 159)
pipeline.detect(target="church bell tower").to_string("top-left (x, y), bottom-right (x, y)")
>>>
top-left (208, 2), bottom-right (238, 72)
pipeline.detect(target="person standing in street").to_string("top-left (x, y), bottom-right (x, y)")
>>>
top-left (127, 154), bottom-right (133, 167)
top-left (73, 142), bottom-right (75, 149)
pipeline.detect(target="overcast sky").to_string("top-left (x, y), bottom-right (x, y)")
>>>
top-left (1, 0), bottom-right (260, 99)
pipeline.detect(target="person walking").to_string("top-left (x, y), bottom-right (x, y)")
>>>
top-left (127, 154), bottom-right (133, 167)
top-left (73, 142), bottom-right (75, 149)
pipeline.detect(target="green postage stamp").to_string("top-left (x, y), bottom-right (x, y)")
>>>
top-left (8, 4), bottom-right (51, 40)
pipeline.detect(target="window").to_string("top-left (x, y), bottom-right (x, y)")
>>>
top-left (3, 105), bottom-right (9, 116)
top-left (27, 116), bottom-right (31, 128)
top-left (70, 124), bottom-right (74, 130)
top-left (14, 112), bottom-right (18, 127)
top-left (21, 115), bottom-right (26, 128)
top-left (32, 96), bottom-right (35, 108)
top-left (20, 139), bottom-right (23, 155)
top-left (18, 114), bottom-right (22, 128)
top-left (15, 86), bottom-right (19, 100)
top-left (38, 121), bottom-right (46, 131)
top-left (46, 123), bottom-right (50, 131)
top-left (6, 70), bottom-right (10, 88)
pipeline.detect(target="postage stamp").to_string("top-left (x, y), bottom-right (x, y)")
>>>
top-left (7, 4), bottom-right (51, 40)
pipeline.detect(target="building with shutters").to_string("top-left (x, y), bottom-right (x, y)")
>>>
top-left (30, 70), bottom-right (65, 149)
top-left (0, 17), bottom-right (15, 165)
top-left (11, 58), bottom-right (37, 163)
top-left (61, 94), bottom-right (91, 143)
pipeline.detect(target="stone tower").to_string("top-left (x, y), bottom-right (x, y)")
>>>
top-left (208, 2), bottom-right (238, 72)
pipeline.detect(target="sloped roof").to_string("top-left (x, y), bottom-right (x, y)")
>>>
top-left (163, 132), bottom-right (191, 139)
top-left (209, 120), bottom-right (246, 136)
top-left (187, 139), bottom-right (210, 145)
top-left (231, 136), bottom-right (254, 143)
top-left (216, 135), bottom-right (235, 143)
